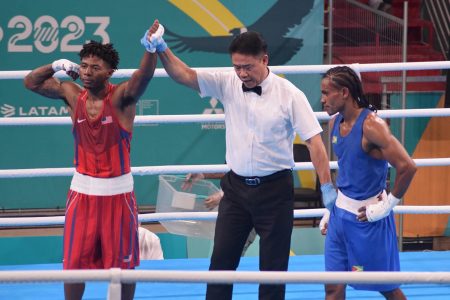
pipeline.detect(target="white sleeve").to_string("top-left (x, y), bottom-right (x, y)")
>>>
top-left (197, 71), bottom-right (227, 100)
top-left (291, 89), bottom-right (322, 141)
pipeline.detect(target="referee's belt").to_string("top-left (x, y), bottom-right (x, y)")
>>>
top-left (230, 169), bottom-right (292, 186)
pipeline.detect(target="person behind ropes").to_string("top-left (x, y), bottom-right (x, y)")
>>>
top-left (319, 66), bottom-right (417, 300)
top-left (182, 172), bottom-right (257, 255)
top-left (142, 20), bottom-right (337, 300)
top-left (138, 225), bottom-right (164, 260)
top-left (24, 28), bottom-right (158, 300)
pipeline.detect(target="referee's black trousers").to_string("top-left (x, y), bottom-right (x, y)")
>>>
top-left (206, 170), bottom-right (294, 300)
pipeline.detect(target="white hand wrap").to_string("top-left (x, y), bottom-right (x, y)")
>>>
top-left (141, 24), bottom-right (167, 53)
top-left (319, 209), bottom-right (330, 232)
top-left (150, 24), bottom-right (165, 44)
top-left (141, 30), bottom-right (156, 53)
top-left (51, 59), bottom-right (79, 74)
top-left (366, 193), bottom-right (400, 222)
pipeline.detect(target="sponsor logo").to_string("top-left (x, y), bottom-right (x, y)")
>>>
top-left (332, 136), bottom-right (337, 144)
top-left (1, 104), bottom-right (15, 117)
top-left (77, 118), bottom-right (86, 123)
top-left (202, 98), bottom-right (223, 115)
top-left (201, 98), bottom-right (225, 130)
top-left (0, 103), bottom-right (69, 117)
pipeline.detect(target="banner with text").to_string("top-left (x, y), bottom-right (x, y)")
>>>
top-left (0, 0), bottom-right (324, 209)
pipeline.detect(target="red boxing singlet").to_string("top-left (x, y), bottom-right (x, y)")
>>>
top-left (72, 84), bottom-right (132, 178)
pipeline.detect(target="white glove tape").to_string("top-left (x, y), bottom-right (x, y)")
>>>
top-left (319, 209), bottom-right (330, 232)
top-left (52, 59), bottom-right (79, 73)
top-left (366, 193), bottom-right (400, 222)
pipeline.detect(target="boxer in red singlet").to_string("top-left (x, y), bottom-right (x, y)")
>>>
top-left (24, 22), bottom-right (161, 300)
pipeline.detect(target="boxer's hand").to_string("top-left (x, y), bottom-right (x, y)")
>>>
top-left (319, 209), bottom-right (330, 235)
top-left (357, 205), bottom-right (368, 222)
top-left (152, 23), bottom-right (167, 53)
top-left (366, 193), bottom-right (400, 222)
top-left (141, 21), bottom-right (167, 53)
top-left (321, 182), bottom-right (337, 210)
top-left (51, 59), bottom-right (79, 80)
top-left (141, 29), bottom-right (156, 53)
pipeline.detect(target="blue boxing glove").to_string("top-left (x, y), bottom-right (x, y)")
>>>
top-left (321, 182), bottom-right (337, 210)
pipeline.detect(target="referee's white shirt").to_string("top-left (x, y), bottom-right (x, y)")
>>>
top-left (198, 70), bottom-right (322, 177)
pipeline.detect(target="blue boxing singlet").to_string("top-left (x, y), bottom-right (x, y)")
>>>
top-left (331, 109), bottom-right (388, 199)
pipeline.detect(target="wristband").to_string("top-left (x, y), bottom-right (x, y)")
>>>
top-left (140, 30), bottom-right (156, 53)
top-left (155, 40), bottom-right (167, 53)
top-left (321, 182), bottom-right (337, 210)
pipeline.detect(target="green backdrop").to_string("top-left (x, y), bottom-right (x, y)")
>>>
top-left (0, 0), bottom-right (324, 210)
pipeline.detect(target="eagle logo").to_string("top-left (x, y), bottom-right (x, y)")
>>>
top-left (166, 0), bottom-right (315, 65)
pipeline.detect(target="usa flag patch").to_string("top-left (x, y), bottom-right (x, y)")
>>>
top-left (101, 116), bottom-right (112, 124)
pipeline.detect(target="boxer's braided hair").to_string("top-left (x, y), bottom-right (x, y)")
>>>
top-left (323, 66), bottom-right (376, 112)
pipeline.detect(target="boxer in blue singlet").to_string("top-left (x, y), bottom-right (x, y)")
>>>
top-left (319, 66), bottom-right (417, 300)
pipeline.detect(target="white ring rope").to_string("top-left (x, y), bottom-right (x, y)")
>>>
top-left (1, 62), bottom-right (450, 295)
top-left (1, 206), bottom-right (450, 228)
top-left (1, 108), bottom-right (450, 126)
top-left (2, 158), bottom-right (450, 178)
top-left (1, 60), bottom-right (450, 80)
top-left (0, 269), bottom-right (449, 285)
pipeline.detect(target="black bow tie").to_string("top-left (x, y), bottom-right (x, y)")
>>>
top-left (242, 84), bottom-right (262, 96)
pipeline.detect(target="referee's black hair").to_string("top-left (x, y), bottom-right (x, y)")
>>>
top-left (79, 41), bottom-right (119, 71)
top-left (323, 66), bottom-right (376, 112)
top-left (228, 31), bottom-right (268, 57)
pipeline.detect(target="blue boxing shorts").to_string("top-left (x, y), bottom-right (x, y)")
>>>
top-left (325, 190), bottom-right (401, 291)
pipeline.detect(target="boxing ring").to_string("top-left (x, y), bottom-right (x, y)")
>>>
top-left (1, 61), bottom-right (450, 299)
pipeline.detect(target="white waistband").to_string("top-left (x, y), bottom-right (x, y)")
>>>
top-left (70, 171), bottom-right (134, 196)
top-left (335, 190), bottom-right (387, 215)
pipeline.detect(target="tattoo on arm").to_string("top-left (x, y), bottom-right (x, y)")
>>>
top-left (34, 78), bottom-right (64, 99)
